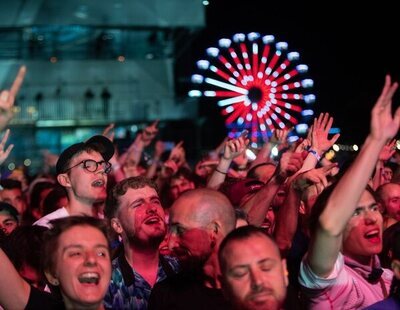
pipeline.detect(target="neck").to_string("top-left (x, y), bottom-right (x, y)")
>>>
top-left (124, 240), bottom-right (160, 269)
top-left (345, 252), bottom-right (374, 267)
top-left (63, 296), bottom-right (104, 310)
top-left (202, 250), bottom-right (222, 289)
top-left (66, 196), bottom-right (101, 217)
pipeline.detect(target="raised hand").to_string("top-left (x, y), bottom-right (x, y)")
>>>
top-left (169, 141), bottom-right (186, 167)
top-left (310, 113), bottom-right (340, 155)
top-left (223, 134), bottom-right (249, 161)
top-left (277, 151), bottom-right (304, 180)
top-left (0, 66), bottom-right (26, 131)
top-left (0, 129), bottom-right (14, 165)
top-left (370, 75), bottom-right (400, 142)
top-left (379, 138), bottom-right (396, 161)
top-left (292, 163), bottom-right (338, 194)
top-left (102, 123), bottom-right (115, 142)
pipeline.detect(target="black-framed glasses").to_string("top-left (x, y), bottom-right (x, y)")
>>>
top-left (64, 159), bottom-right (112, 174)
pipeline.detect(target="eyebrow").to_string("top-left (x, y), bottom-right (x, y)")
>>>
top-left (62, 244), bottom-right (109, 253)
top-left (230, 258), bottom-right (275, 269)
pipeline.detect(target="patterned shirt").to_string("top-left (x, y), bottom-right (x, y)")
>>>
top-left (104, 252), bottom-right (180, 309)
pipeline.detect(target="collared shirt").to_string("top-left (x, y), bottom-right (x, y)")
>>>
top-left (104, 251), bottom-right (180, 309)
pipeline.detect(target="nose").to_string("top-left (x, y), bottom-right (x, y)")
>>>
top-left (249, 268), bottom-right (264, 292)
top-left (364, 210), bottom-right (378, 224)
top-left (146, 203), bottom-right (158, 214)
top-left (84, 251), bottom-right (98, 267)
top-left (168, 232), bottom-right (179, 251)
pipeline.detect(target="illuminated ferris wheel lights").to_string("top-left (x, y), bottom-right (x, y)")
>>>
top-left (205, 77), bottom-right (248, 95)
top-left (237, 117), bottom-right (244, 125)
top-left (296, 123), bottom-right (309, 134)
top-left (260, 124), bottom-right (266, 131)
top-left (284, 113), bottom-right (291, 119)
top-left (252, 103), bottom-right (258, 110)
top-left (301, 79), bottom-right (314, 88)
top-left (218, 38), bottom-right (231, 48)
top-left (283, 73), bottom-right (291, 79)
top-left (188, 90), bottom-right (202, 97)
top-left (197, 60), bottom-right (210, 70)
top-left (248, 32), bottom-right (260, 41)
top-left (296, 64), bottom-right (308, 73)
top-left (262, 35), bottom-right (275, 44)
top-left (282, 85), bottom-right (289, 91)
top-left (272, 71), bottom-right (279, 78)
top-left (204, 91), bottom-right (216, 97)
top-left (225, 106), bottom-right (234, 113)
top-left (304, 94), bottom-right (316, 104)
top-left (261, 57), bottom-right (267, 63)
top-left (301, 109), bottom-right (314, 116)
top-left (284, 103), bottom-right (292, 109)
top-left (276, 42), bottom-right (288, 50)
top-left (279, 122), bottom-right (285, 128)
top-left (246, 114), bottom-right (252, 121)
top-left (252, 43), bottom-right (258, 54)
top-left (218, 95), bottom-right (247, 107)
top-left (287, 52), bottom-right (300, 61)
top-left (233, 33), bottom-right (246, 42)
top-left (288, 136), bottom-right (299, 143)
top-left (275, 107), bottom-right (282, 113)
top-left (191, 74), bottom-right (204, 84)
top-left (294, 82), bottom-right (301, 87)
top-left (206, 47), bottom-right (219, 57)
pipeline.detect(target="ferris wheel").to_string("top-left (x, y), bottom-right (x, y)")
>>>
top-left (189, 32), bottom-right (316, 146)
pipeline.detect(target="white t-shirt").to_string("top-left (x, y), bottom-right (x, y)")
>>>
top-left (33, 207), bottom-right (69, 228)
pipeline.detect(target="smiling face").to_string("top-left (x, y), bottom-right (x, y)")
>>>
top-left (60, 151), bottom-right (108, 205)
top-left (220, 234), bottom-right (288, 310)
top-left (48, 225), bottom-right (111, 309)
top-left (114, 186), bottom-right (166, 245)
top-left (343, 190), bottom-right (383, 262)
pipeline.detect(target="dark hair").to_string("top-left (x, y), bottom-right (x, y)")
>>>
top-left (42, 185), bottom-right (68, 216)
top-left (42, 216), bottom-right (110, 274)
top-left (105, 176), bottom-right (158, 219)
top-left (218, 225), bottom-right (277, 270)
top-left (2, 225), bottom-right (47, 272)
top-left (0, 202), bottom-right (19, 222)
top-left (0, 179), bottom-right (22, 190)
top-left (247, 162), bottom-right (277, 180)
top-left (29, 181), bottom-right (55, 212)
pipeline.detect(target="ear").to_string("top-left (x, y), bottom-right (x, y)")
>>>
top-left (44, 270), bottom-right (60, 286)
top-left (57, 173), bottom-right (71, 188)
top-left (111, 217), bottom-right (124, 235)
top-left (209, 221), bottom-right (221, 248)
top-left (281, 258), bottom-right (289, 287)
top-left (391, 259), bottom-right (400, 279)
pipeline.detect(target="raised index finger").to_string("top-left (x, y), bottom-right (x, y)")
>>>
top-left (10, 65), bottom-right (26, 97)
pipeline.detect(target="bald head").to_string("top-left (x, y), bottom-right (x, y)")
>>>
top-left (170, 188), bottom-right (236, 236)
top-left (376, 182), bottom-right (400, 220)
top-left (168, 188), bottom-right (236, 268)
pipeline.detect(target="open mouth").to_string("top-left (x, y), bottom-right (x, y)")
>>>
top-left (364, 229), bottom-right (380, 243)
top-left (78, 272), bottom-right (100, 285)
top-left (144, 216), bottom-right (162, 225)
top-left (92, 179), bottom-right (105, 187)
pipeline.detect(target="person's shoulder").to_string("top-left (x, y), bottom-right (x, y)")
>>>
top-left (364, 297), bottom-right (400, 310)
top-left (33, 207), bottom-right (69, 228)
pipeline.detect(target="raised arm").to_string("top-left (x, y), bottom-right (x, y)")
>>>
top-left (0, 248), bottom-right (31, 309)
top-left (207, 132), bottom-right (249, 190)
top-left (244, 150), bottom-right (303, 226)
top-left (274, 164), bottom-right (336, 254)
top-left (0, 66), bottom-right (26, 132)
top-left (0, 128), bottom-right (14, 165)
top-left (308, 75), bottom-right (400, 277)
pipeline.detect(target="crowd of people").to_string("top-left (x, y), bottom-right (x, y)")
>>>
top-left (1, 66), bottom-right (400, 309)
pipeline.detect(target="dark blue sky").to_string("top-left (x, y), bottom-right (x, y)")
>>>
top-left (180, 0), bottom-right (400, 145)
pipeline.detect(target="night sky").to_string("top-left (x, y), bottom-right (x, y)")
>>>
top-left (178, 0), bottom-right (400, 146)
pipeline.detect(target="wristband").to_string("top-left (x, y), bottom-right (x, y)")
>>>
top-left (308, 149), bottom-right (321, 161)
top-left (215, 168), bottom-right (228, 175)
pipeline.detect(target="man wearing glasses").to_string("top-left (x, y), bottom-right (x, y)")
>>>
top-left (34, 135), bottom-right (114, 228)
